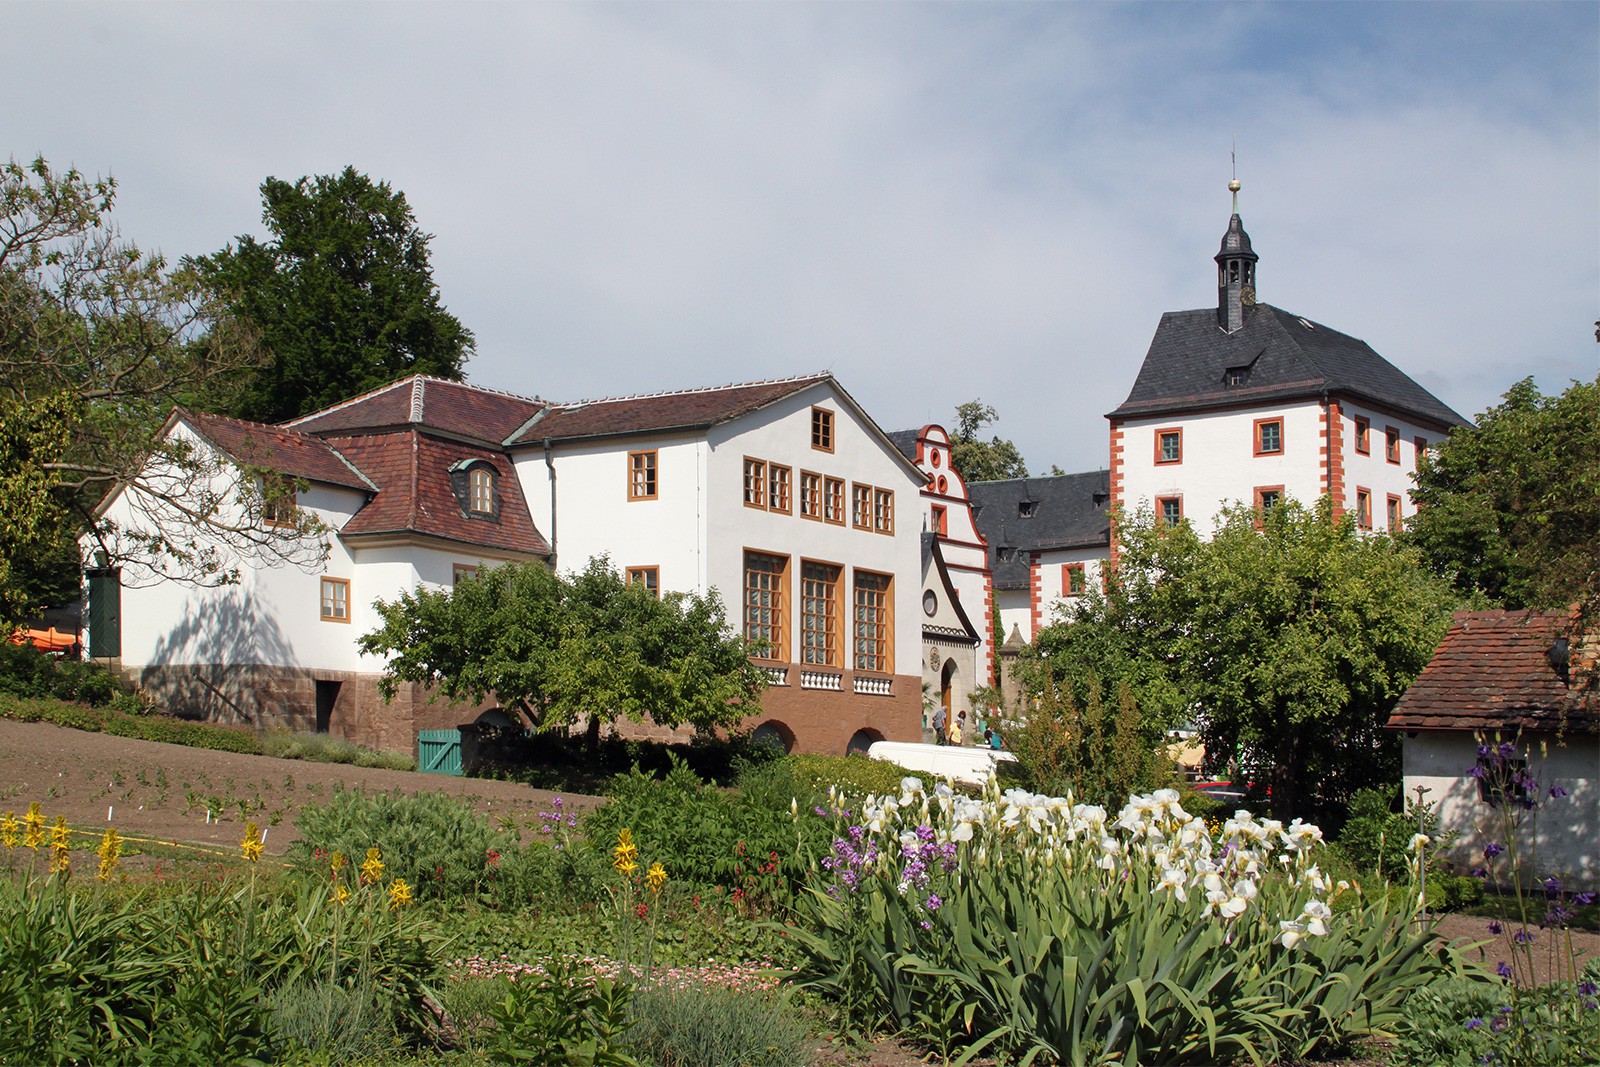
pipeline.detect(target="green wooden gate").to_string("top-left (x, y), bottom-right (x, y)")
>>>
top-left (418, 729), bottom-right (463, 775)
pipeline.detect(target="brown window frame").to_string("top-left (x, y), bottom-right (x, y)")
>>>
top-left (1353, 416), bottom-right (1370, 456)
top-left (852, 569), bottom-right (893, 674)
top-left (627, 450), bottom-right (658, 501)
top-left (931, 504), bottom-right (948, 536)
top-left (1355, 487), bottom-right (1373, 530)
top-left (798, 471), bottom-right (822, 521)
top-left (1062, 562), bottom-right (1087, 597)
top-left (872, 487), bottom-right (894, 535)
top-left (1414, 436), bottom-right (1428, 463)
top-left (811, 406), bottom-right (835, 452)
top-left (768, 463), bottom-right (792, 514)
top-left (851, 483), bottom-right (873, 530)
top-left (742, 457), bottom-right (767, 510)
top-left (1385, 425), bottom-right (1401, 465)
top-left (1253, 417), bottom-right (1284, 456)
top-left (1253, 485), bottom-right (1285, 514)
top-left (452, 563), bottom-right (478, 587)
top-left (467, 467), bottom-right (496, 514)
top-left (626, 565), bottom-right (661, 598)
top-left (743, 551), bottom-right (789, 662)
top-left (822, 476), bottom-right (845, 526)
top-left (1154, 427), bottom-right (1183, 465)
top-left (1156, 495), bottom-right (1183, 526)
top-left (320, 577), bottom-right (351, 623)
top-left (800, 558), bottom-right (843, 668)
top-left (1386, 494), bottom-right (1403, 532)
top-left (262, 474), bottom-right (298, 529)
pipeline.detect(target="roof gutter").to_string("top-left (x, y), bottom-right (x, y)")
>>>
top-left (542, 438), bottom-right (557, 571)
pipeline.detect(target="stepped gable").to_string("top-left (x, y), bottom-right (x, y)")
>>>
top-left (287, 376), bottom-right (548, 445)
top-left (1387, 609), bottom-right (1598, 733)
top-left (507, 373), bottom-right (833, 445)
top-left (970, 471), bottom-right (1111, 590)
top-left (327, 431), bottom-right (549, 556)
top-left (180, 409), bottom-right (374, 492)
top-left (1110, 304), bottom-right (1469, 429)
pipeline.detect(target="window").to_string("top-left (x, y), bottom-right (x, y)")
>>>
top-left (1156, 496), bottom-right (1183, 525)
top-left (873, 488), bottom-right (894, 534)
top-left (1355, 487), bottom-right (1372, 529)
top-left (799, 471), bottom-right (822, 520)
top-left (1353, 416), bottom-right (1370, 455)
top-left (853, 570), bottom-right (892, 673)
top-left (852, 483), bottom-right (872, 529)
top-left (800, 561), bottom-right (841, 667)
top-left (1062, 563), bottom-right (1087, 597)
top-left (1386, 494), bottom-right (1403, 532)
top-left (452, 563), bottom-right (478, 587)
top-left (1254, 417), bottom-right (1283, 456)
top-left (628, 450), bottom-right (658, 500)
top-left (743, 552), bottom-right (788, 660)
top-left (1385, 426), bottom-right (1401, 464)
top-left (1155, 427), bottom-right (1183, 465)
top-left (1414, 436), bottom-right (1428, 462)
top-left (743, 458), bottom-right (767, 509)
top-left (263, 476), bottom-right (298, 528)
top-left (626, 566), bottom-right (660, 598)
top-left (320, 577), bottom-right (350, 623)
top-left (811, 407), bottom-right (835, 452)
top-left (468, 467), bottom-right (495, 514)
top-left (823, 477), bottom-right (845, 525)
top-left (1018, 500), bottom-right (1038, 518)
top-left (931, 505), bottom-right (948, 536)
top-left (1476, 751), bottom-right (1531, 808)
top-left (768, 464), bottom-right (791, 514)
top-left (1254, 486), bottom-right (1284, 515)
top-left (1225, 366), bottom-right (1250, 387)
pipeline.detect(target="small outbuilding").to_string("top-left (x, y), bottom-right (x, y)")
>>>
top-left (1386, 609), bottom-right (1598, 891)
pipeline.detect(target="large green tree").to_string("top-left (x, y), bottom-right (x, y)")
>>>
top-left (0, 158), bottom-right (324, 626)
top-left (194, 167), bottom-right (473, 424)
top-left (1026, 500), bottom-right (1458, 823)
top-left (1406, 375), bottom-right (1600, 621)
top-left (359, 557), bottom-right (766, 738)
top-left (949, 400), bottom-right (1029, 482)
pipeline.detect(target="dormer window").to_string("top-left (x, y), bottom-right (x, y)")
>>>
top-left (469, 467), bottom-right (495, 514)
top-left (1018, 500), bottom-right (1038, 519)
top-left (1225, 366), bottom-right (1250, 387)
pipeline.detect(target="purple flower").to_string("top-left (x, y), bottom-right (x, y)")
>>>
top-left (1579, 980), bottom-right (1598, 997)
top-left (1471, 866), bottom-right (1488, 879)
top-left (1498, 741), bottom-right (1516, 759)
top-left (925, 893), bottom-right (943, 911)
top-left (1465, 1018), bottom-right (1483, 1030)
top-left (1543, 876), bottom-right (1563, 895)
top-left (813, 806), bottom-right (826, 816)
top-left (1477, 743), bottom-right (1492, 759)
top-left (1488, 920), bottom-right (1503, 935)
top-left (1548, 784), bottom-right (1569, 799)
top-left (1575, 892), bottom-right (1595, 905)
top-left (1483, 842), bottom-right (1506, 859)
top-left (1496, 962), bottom-right (1513, 978)
top-left (1468, 764), bottom-right (1486, 779)
top-left (1513, 929), bottom-right (1534, 945)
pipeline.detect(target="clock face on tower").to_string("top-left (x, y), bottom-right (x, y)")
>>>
top-left (1240, 285), bottom-right (1256, 307)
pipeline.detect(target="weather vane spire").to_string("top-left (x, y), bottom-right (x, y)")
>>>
top-left (1229, 138), bottom-right (1241, 213)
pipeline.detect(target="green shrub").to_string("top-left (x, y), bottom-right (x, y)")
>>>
top-left (293, 788), bottom-right (509, 900)
top-left (776, 752), bottom-right (921, 799)
top-left (481, 957), bottom-right (640, 1066)
top-left (262, 730), bottom-right (417, 770)
top-left (0, 642), bottom-right (126, 706)
top-left (627, 983), bottom-right (811, 1067)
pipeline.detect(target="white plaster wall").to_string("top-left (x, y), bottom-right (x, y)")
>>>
top-left (995, 589), bottom-right (1032, 645)
top-left (1404, 732), bottom-right (1599, 891)
top-left (1335, 402), bottom-right (1441, 533)
top-left (1037, 546), bottom-right (1111, 627)
top-left (914, 426), bottom-right (994, 674)
top-left (1119, 400), bottom-right (1325, 536)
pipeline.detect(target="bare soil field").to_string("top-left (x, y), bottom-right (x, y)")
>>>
top-left (0, 718), bottom-right (601, 860)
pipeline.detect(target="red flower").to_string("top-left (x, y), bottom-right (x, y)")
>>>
top-left (635, 902), bottom-right (649, 919)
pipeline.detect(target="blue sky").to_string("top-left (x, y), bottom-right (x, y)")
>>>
top-left (6, 2), bottom-right (1595, 473)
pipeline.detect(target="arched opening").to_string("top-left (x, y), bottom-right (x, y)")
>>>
top-left (845, 728), bottom-right (883, 756)
top-left (474, 708), bottom-right (515, 729)
top-left (940, 658), bottom-right (958, 723)
top-left (750, 719), bottom-right (796, 755)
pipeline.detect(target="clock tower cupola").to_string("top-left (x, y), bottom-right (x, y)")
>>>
top-left (1215, 179), bottom-right (1258, 334)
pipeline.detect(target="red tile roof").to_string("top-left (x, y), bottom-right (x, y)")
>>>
top-left (286, 377), bottom-right (549, 445)
top-left (328, 431), bottom-right (549, 557)
top-left (180, 409), bottom-right (374, 492)
top-left (506, 373), bottom-right (833, 445)
top-left (1387, 609), bottom-right (1598, 733)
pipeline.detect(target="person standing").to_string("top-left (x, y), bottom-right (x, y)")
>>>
top-left (951, 711), bottom-right (965, 747)
top-left (931, 705), bottom-right (948, 745)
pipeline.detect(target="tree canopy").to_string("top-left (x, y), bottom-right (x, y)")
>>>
top-left (1025, 500), bottom-right (1458, 823)
top-left (359, 557), bottom-right (767, 736)
top-left (0, 157), bottom-right (323, 626)
top-left (1406, 375), bottom-right (1599, 621)
top-left (193, 167), bottom-right (473, 424)
top-left (949, 400), bottom-right (1028, 482)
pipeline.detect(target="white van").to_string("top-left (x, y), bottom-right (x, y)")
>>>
top-left (866, 740), bottom-right (1017, 787)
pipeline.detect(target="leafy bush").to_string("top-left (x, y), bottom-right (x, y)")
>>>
top-left (772, 752), bottom-right (918, 800)
top-left (1391, 967), bottom-right (1600, 1067)
top-left (0, 642), bottom-right (127, 705)
top-left (293, 788), bottom-right (509, 900)
top-left (262, 730), bottom-right (417, 770)
top-left (627, 983), bottom-right (811, 1067)
top-left (1335, 784), bottom-right (1444, 883)
top-left (0, 692), bottom-right (266, 753)
top-left (481, 958), bottom-right (640, 1066)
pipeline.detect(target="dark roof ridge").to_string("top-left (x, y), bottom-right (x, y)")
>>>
top-left (548, 371), bottom-right (832, 411)
top-left (176, 407), bottom-right (378, 491)
top-left (283, 374), bottom-right (548, 429)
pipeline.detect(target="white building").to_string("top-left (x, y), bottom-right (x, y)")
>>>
top-left (87, 373), bottom-right (926, 756)
top-left (1108, 184), bottom-right (1469, 543)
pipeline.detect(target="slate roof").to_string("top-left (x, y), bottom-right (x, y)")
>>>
top-left (179, 409), bottom-right (374, 492)
top-left (506, 373), bottom-right (834, 445)
top-left (286, 376), bottom-right (549, 446)
top-left (325, 431), bottom-right (549, 556)
top-left (970, 471), bottom-right (1111, 591)
top-left (1109, 304), bottom-right (1469, 430)
top-left (1387, 610), bottom-right (1598, 733)
top-left (886, 429), bottom-right (920, 463)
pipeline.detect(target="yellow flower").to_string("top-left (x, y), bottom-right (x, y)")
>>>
top-left (240, 822), bottom-right (264, 864)
top-left (49, 844), bottom-right (70, 875)
top-left (97, 828), bottom-right (122, 881)
top-left (387, 878), bottom-right (413, 910)
top-left (50, 815), bottom-right (71, 851)
top-left (23, 803), bottom-right (45, 850)
top-left (2, 811), bottom-right (18, 849)
top-left (360, 847), bottom-right (385, 886)
top-left (330, 850), bottom-right (347, 873)
top-left (612, 828), bottom-right (639, 873)
top-left (615, 856), bottom-right (638, 875)
top-left (334, 883), bottom-right (352, 906)
top-left (645, 861), bottom-right (667, 894)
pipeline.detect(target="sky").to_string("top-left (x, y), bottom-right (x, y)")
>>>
top-left (6, 2), bottom-right (1596, 474)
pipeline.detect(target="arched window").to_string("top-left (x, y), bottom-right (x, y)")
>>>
top-left (468, 467), bottom-right (495, 514)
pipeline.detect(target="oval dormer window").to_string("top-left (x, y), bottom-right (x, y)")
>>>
top-left (468, 467), bottom-right (495, 514)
